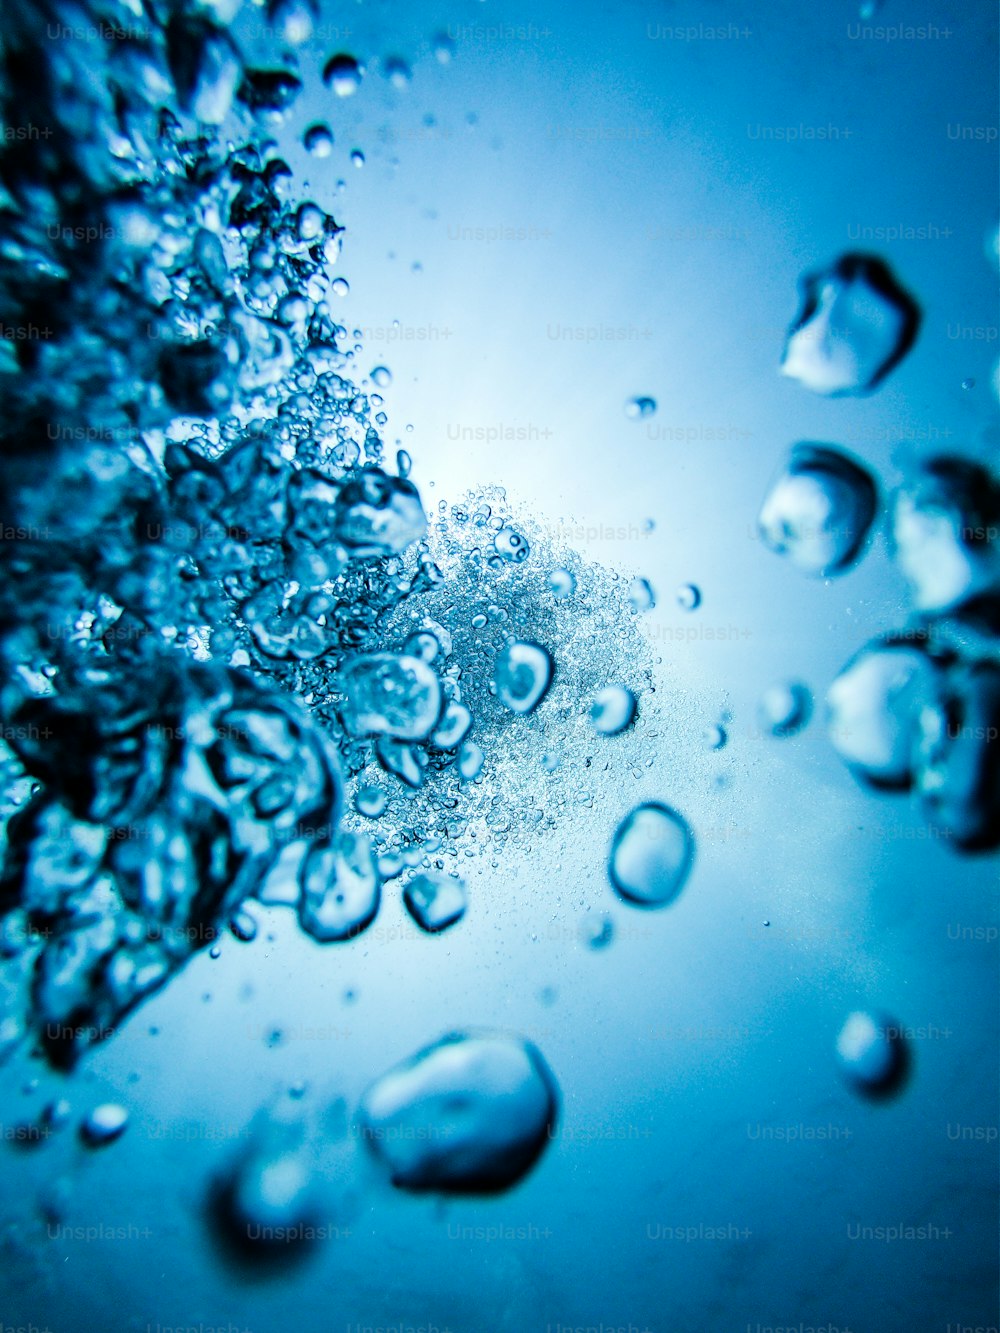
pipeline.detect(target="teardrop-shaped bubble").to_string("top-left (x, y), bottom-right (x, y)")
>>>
top-left (494, 641), bottom-right (553, 715)
top-left (339, 653), bottom-right (442, 741)
top-left (609, 802), bottom-right (694, 908)
top-left (628, 578), bottom-right (655, 612)
top-left (590, 686), bottom-right (637, 736)
top-left (890, 457), bottom-right (1000, 614)
top-left (625, 396), bottom-right (656, 419)
top-left (914, 660), bottom-right (1000, 851)
top-left (357, 1031), bottom-right (558, 1193)
top-left (323, 53), bottom-right (362, 97)
top-left (548, 568), bottom-right (576, 599)
top-left (80, 1103), bottom-right (128, 1147)
top-left (835, 1011), bottom-right (908, 1099)
top-left (758, 444), bottom-right (878, 577)
top-left (403, 872), bottom-right (467, 933)
top-left (303, 123), bottom-right (333, 157)
top-left (334, 468), bottom-right (427, 557)
top-left (780, 254), bottom-right (920, 396)
top-left (827, 637), bottom-right (943, 789)
top-left (758, 681), bottom-right (812, 738)
top-left (297, 832), bottom-right (380, 943)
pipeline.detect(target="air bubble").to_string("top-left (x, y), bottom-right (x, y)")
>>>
top-left (625, 396), bottom-right (656, 419)
top-left (303, 123), bottom-right (333, 157)
top-left (609, 802), bottom-right (694, 908)
top-left (590, 686), bottom-right (637, 737)
top-left (758, 681), bottom-right (812, 738)
top-left (403, 872), bottom-right (467, 933)
top-left (323, 53), bottom-right (363, 97)
top-left (358, 1032), bottom-right (558, 1193)
top-left (628, 578), bottom-right (655, 613)
top-left (548, 568), bottom-right (576, 599)
top-left (781, 254), bottom-right (920, 396)
top-left (80, 1104), bottom-right (129, 1148)
top-left (494, 641), bottom-right (553, 715)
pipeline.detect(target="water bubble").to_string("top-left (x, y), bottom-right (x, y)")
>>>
top-left (836, 1011), bottom-right (908, 1099)
top-left (431, 701), bottom-right (473, 750)
top-left (304, 123), bottom-right (334, 157)
top-left (457, 740), bottom-right (485, 781)
top-left (703, 724), bottom-right (727, 750)
top-left (295, 203), bottom-right (326, 243)
top-left (609, 802), bottom-right (694, 908)
top-left (42, 1099), bottom-right (71, 1132)
top-left (371, 366), bottom-right (392, 388)
top-left (209, 944), bottom-right (222, 959)
top-left (494, 641), bottom-right (554, 715)
top-left (758, 681), bottom-right (812, 738)
top-left (914, 660), bottom-right (1000, 851)
top-left (212, 1104), bottom-right (321, 1268)
top-left (493, 527), bottom-right (530, 564)
top-left (340, 653), bottom-right (442, 741)
top-left (625, 396), bottom-right (657, 419)
top-left (323, 53), bottom-right (363, 97)
top-left (433, 33), bottom-right (456, 63)
top-left (297, 832), bottom-right (380, 943)
top-left (239, 69), bottom-right (304, 117)
top-left (376, 737), bottom-right (427, 789)
top-left (628, 578), bottom-right (655, 613)
top-left (334, 468), bottom-right (428, 556)
top-left (80, 1103), bottom-right (129, 1148)
top-left (358, 1031), bottom-right (558, 1192)
top-left (354, 786), bottom-right (387, 818)
top-left (350, 150), bottom-right (365, 169)
top-left (781, 254), bottom-right (920, 395)
top-left (267, 0), bottom-right (315, 45)
top-left (548, 568), bottom-right (576, 599)
top-left (827, 637), bottom-right (942, 789)
top-left (581, 914), bottom-right (614, 950)
top-left (230, 911), bottom-right (258, 943)
top-left (590, 686), bottom-right (637, 737)
top-left (758, 444), bottom-right (878, 578)
top-left (403, 872), bottom-right (467, 933)
top-left (889, 457), bottom-right (1000, 614)
top-left (676, 583), bottom-right (701, 611)
top-left (384, 57), bottom-right (412, 89)
top-left (961, 377), bottom-right (976, 391)
top-left (330, 277), bottom-right (350, 297)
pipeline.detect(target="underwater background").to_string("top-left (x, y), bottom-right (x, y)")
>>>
top-left (0, 1), bottom-right (997, 1332)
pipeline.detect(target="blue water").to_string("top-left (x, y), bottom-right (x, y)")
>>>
top-left (0, 1), bottom-right (997, 1331)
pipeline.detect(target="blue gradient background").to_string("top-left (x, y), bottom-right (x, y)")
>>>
top-left (1, 2), bottom-right (997, 1331)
